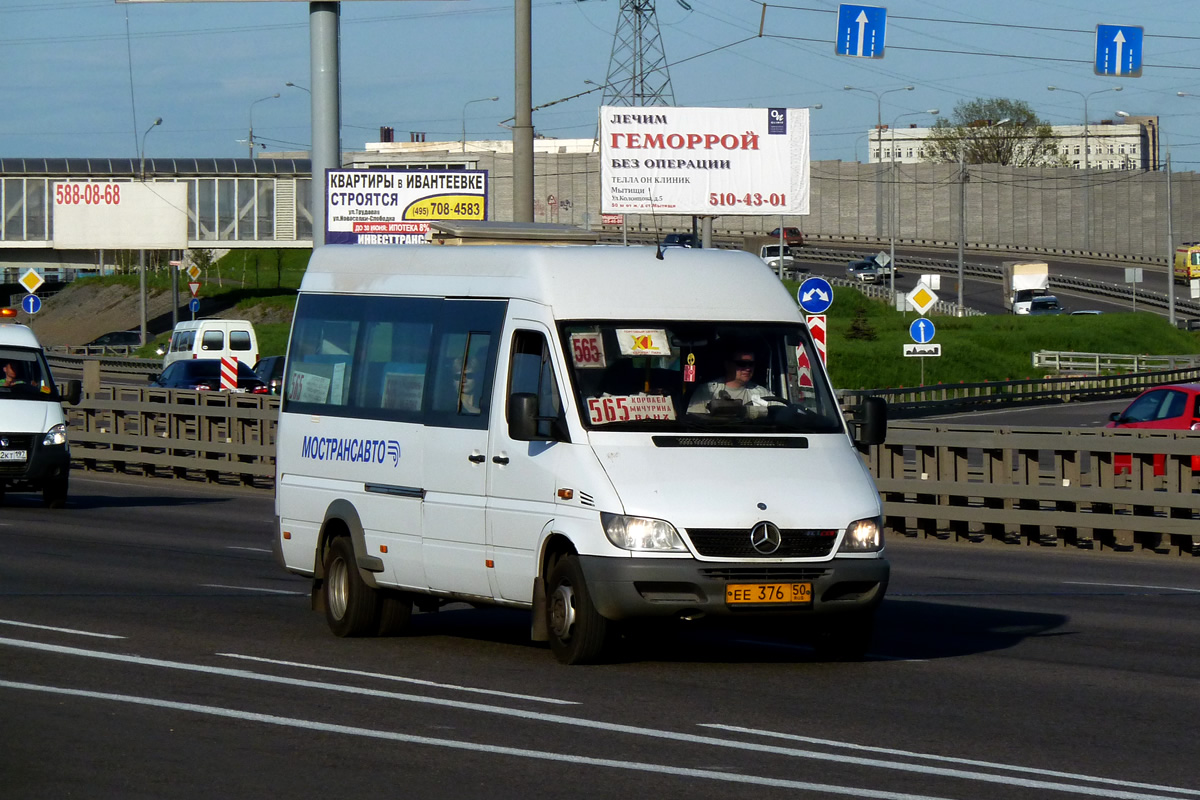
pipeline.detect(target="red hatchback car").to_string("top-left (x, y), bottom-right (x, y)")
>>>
top-left (767, 226), bottom-right (804, 247)
top-left (1106, 383), bottom-right (1200, 473)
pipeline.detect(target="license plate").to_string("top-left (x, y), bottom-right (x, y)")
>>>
top-left (726, 582), bottom-right (812, 605)
top-left (0, 450), bottom-right (28, 462)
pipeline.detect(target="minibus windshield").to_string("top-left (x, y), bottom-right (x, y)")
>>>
top-left (559, 321), bottom-right (844, 434)
top-left (0, 346), bottom-right (58, 401)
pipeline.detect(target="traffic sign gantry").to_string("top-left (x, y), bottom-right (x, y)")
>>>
top-left (1095, 24), bottom-right (1143, 77)
top-left (797, 276), bottom-right (834, 314)
top-left (835, 4), bottom-right (887, 58)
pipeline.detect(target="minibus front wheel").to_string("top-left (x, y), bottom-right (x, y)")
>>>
top-left (546, 555), bottom-right (609, 665)
top-left (324, 537), bottom-right (380, 637)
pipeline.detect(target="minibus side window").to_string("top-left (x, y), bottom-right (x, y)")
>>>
top-left (507, 330), bottom-right (564, 440)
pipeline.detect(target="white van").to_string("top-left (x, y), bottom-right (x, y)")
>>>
top-left (162, 319), bottom-right (258, 368)
top-left (273, 245), bottom-right (889, 664)
top-left (0, 311), bottom-right (82, 507)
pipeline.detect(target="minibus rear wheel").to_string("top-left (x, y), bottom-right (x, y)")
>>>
top-left (324, 536), bottom-right (381, 637)
top-left (546, 555), bottom-right (609, 665)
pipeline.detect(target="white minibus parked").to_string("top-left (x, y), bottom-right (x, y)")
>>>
top-left (162, 319), bottom-right (258, 368)
top-left (274, 244), bottom-right (889, 664)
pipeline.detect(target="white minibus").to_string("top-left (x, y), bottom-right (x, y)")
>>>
top-left (274, 244), bottom-right (889, 664)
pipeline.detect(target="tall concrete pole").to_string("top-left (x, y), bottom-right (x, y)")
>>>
top-left (310, 3), bottom-right (341, 248)
top-left (513, 0), bottom-right (534, 222)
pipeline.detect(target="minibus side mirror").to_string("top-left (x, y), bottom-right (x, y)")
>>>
top-left (854, 396), bottom-right (887, 449)
top-left (62, 380), bottom-right (82, 406)
top-left (508, 392), bottom-right (541, 441)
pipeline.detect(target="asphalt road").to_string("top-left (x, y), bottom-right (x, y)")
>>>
top-left (3, 472), bottom-right (1198, 800)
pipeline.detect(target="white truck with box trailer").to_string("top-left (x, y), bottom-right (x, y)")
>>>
top-left (1002, 261), bottom-right (1051, 315)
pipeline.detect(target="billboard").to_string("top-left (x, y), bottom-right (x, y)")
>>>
top-left (600, 106), bottom-right (810, 216)
top-left (52, 181), bottom-right (188, 250)
top-left (325, 168), bottom-right (488, 245)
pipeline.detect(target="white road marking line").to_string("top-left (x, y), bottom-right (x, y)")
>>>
top-left (700, 724), bottom-right (1200, 798)
top-left (0, 619), bottom-right (124, 639)
top-left (0, 636), bottom-right (1193, 799)
top-left (200, 584), bottom-right (306, 596)
top-left (0, 679), bottom-right (956, 800)
top-left (217, 653), bottom-right (579, 705)
top-left (1063, 581), bottom-right (1200, 594)
top-left (225, 546), bottom-right (271, 554)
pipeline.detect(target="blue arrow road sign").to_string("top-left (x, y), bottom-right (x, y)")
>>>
top-left (909, 317), bottom-right (936, 344)
top-left (797, 277), bottom-right (834, 314)
top-left (189, 298), bottom-right (201, 314)
top-left (21, 294), bottom-right (41, 315)
top-left (1095, 25), bottom-right (1143, 77)
top-left (836, 4), bottom-right (887, 58)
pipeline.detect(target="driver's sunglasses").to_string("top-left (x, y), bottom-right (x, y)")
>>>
top-left (732, 359), bottom-right (755, 369)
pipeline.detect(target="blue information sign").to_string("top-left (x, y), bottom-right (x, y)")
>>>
top-left (1095, 25), bottom-right (1143, 77)
top-left (189, 298), bottom-right (201, 314)
top-left (835, 4), bottom-right (887, 58)
top-left (797, 277), bottom-right (834, 314)
top-left (909, 317), bottom-right (936, 344)
top-left (21, 294), bottom-right (41, 315)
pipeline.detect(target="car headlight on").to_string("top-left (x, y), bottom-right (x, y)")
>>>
top-left (838, 516), bottom-right (884, 553)
top-left (43, 423), bottom-right (68, 447)
top-left (601, 512), bottom-right (687, 552)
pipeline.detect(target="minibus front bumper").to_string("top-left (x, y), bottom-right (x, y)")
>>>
top-left (577, 554), bottom-right (889, 621)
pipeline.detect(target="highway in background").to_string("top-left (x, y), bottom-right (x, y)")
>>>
top-left (3, 473), bottom-right (1198, 800)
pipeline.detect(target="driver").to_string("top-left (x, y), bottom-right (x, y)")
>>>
top-left (686, 348), bottom-right (773, 415)
top-left (1, 360), bottom-right (24, 387)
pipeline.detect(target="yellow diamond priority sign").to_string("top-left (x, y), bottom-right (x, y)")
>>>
top-left (19, 268), bottom-right (44, 294)
top-left (906, 282), bottom-right (938, 315)
top-left (187, 264), bottom-right (201, 281)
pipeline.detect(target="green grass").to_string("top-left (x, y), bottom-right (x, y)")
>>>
top-left (85, 254), bottom-right (1200, 386)
top-left (780, 282), bottom-right (1200, 390)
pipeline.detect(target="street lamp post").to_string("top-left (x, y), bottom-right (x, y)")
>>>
top-left (845, 85), bottom-right (914, 238)
top-left (461, 96), bottom-right (499, 153)
top-left (1047, 85), bottom-right (1122, 251)
top-left (137, 116), bottom-right (162, 346)
top-left (1120, 109), bottom-right (1175, 325)
top-left (956, 118), bottom-right (1010, 315)
top-left (248, 93), bottom-right (280, 159)
top-left (889, 108), bottom-right (938, 303)
top-left (285, 81), bottom-right (310, 94)
top-left (139, 117), bottom-right (162, 182)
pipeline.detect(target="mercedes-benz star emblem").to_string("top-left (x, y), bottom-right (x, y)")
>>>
top-left (750, 522), bottom-right (782, 555)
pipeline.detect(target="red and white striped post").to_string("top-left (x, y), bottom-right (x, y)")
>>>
top-left (220, 357), bottom-right (238, 391)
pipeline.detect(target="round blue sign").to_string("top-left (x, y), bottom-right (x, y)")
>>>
top-left (21, 294), bottom-right (42, 315)
top-left (189, 298), bottom-right (201, 313)
top-left (909, 317), bottom-right (936, 344)
top-left (797, 277), bottom-right (834, 314)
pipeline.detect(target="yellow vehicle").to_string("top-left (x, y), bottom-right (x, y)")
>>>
top-left (1174, 243), bottom-right (1200, 284)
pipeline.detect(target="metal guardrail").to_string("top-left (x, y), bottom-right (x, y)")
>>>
top-left (1033, 351), bottom-right (1200, 373)
top-left (840, 366), bottom-right (1200, 418)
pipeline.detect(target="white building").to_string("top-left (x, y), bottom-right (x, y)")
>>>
top-left (867, 117), bottom-right (1160, 170)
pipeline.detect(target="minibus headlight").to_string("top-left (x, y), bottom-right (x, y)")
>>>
top-left (43, 423), bottom-right (68, 447)
top-left (600, 513), bottom-right (686, 552)
top-left (838, 517), bottom-right (884, 553)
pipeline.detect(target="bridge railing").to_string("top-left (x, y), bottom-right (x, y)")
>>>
top-left (63, 388), bottom-right (1200, 558)
top-left (875, 422), bottom-right (1200, 556)
top-left (1032, 351), bottom-right (1200, 373)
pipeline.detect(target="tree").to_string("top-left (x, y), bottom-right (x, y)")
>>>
top-left (921, 98), bottom-right (1062, 167)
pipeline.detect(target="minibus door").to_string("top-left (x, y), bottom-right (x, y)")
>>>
top-left (486, 326), bottom-right (563, 603)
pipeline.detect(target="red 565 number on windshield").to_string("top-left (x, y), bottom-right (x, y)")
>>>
top-left (709, 192), bottom-right (787, 209)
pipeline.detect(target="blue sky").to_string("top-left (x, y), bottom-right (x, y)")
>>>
top-left (3, 0), bottom-right (1200, 166)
